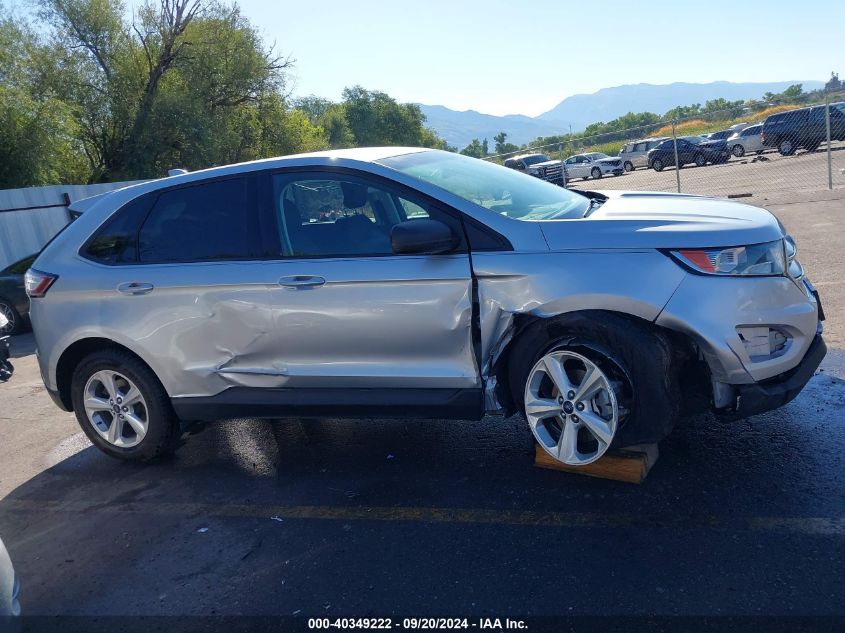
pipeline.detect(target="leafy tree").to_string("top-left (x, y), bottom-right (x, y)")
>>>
top-left (460, 138), bottom-right (488, 158)
top-left (493, 131), bottom-right (518, 155)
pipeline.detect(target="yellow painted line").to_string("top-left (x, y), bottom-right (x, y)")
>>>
top-left (4, 498), bottom-right (845, 535)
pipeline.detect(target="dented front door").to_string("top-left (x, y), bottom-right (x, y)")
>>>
top-left (263, 254), bottom-right (478, 390)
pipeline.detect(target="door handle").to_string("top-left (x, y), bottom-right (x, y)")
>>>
top-left (278, 275), bottom-right (326, 288)
top-left (117, 282), bottom-right (154, 295)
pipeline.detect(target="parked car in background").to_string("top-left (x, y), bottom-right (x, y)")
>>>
top-left (727, 124), bottom-right (765, 157)
top-left (618, 138), bottom-right (668, 171)
top-left (702, 129), bottom-right (734, 141)
top-left (0, 536), bottom-right (21, 618)
top-left (27, 147), bottom-right (824, 468)
top-left (761, 103), bottom-right (845, 155)
top-left (646, 137), bottom-right (731, 171)
top-left (0, 313), bottom-right (13, 382)
top-left (503, 153), bottom-right (566, 186)
top-left (563, 152), bottom-right (624, 179)
top-left (0, 253), bottom-right (36, 335)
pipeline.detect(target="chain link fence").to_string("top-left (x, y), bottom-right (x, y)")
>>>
top-left (483, 91), bottom-right (845, 198)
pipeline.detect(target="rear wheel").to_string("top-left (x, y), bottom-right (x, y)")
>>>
top-left (70, 349), bottom-right (181, 461)
top-left (510, 313), bottom-right (680, 466)
top-left (732, 144), bottom-right (745, 157)
top-left (623, 161), bottom-right (634, 172)
top-left (0, 299), bottom-right (21, 335)
top-left (590, 167), bottom-right (602, 179)
top-left (778, 139), bottom-right (796, 155)
top-left (694, 153), bottom-right (706, 167)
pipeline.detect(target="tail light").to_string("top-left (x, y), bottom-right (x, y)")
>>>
top-left (25, 269), bottom-right (58, 298)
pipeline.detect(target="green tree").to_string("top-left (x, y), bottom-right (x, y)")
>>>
top-left (460, 138), bottom-right (488, 158)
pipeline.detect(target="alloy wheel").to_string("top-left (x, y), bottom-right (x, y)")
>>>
top-left (524, 350), bottom-right (619, 465)
top-left (652, 159), bottom-right (663, 171)
top-left (623, 161), bottom-right (634, 172)
top-left (83, 370), bottom-right (149, 448)
top-left (0, 303), bottom-right (16, 334)
top-left (732, 144), bottom-right (745, 157)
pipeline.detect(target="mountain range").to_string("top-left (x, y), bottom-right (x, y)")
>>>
top-left (419, 80), bottom-right (825, 149)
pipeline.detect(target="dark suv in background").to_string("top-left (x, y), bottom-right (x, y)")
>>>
top-left (761, 103), bottom-right (845, 155)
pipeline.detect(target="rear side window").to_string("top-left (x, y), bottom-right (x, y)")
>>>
top-left (84, 195), bottom-right (154, 264)
top-left (138, 178), bottom-right (260, 263)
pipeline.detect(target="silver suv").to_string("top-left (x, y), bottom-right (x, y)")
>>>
top-left (618, 137), bottom-right (668, 171)
top-left (28, 148), bottom-right (826, 467)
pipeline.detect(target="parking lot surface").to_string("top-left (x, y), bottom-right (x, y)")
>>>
top-left (0, 190), bottom-right (843, 623)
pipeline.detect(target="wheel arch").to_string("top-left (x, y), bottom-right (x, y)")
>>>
top-left (491, 309), bottom-right (705, 417)
top-left (55, 337), bottom-right (160, 412)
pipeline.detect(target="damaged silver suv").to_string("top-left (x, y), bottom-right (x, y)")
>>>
top-left (28, 148), bottom-right (826, 466)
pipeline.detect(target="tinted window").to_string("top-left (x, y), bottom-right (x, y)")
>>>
top-left (271, 173), bottom-right (465, 257)
top-left (84, 195), bottom-right (155, 264)
top-left (138, 178), bottom-right (260, 263)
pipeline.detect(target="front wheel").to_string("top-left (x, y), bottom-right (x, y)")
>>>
top-left (590, 167), bottom-right (602, 179)
top-left (70, 349), bottom-right (181, 461)
top-left (623, 161), bottom-right (634, 172)
top-left (651, 158), bottom-right (664, 172)
top-left (0, 299), bottom-right (21, 335)
top-left (510, 313), bottom-right (679, 466)
top-left (694, 153), bottom-right (706, 167)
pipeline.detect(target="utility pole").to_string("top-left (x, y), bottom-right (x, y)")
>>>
top-left (825, 94), bottom-right (833, 190)
top-left (672, 120), bottom-right (681, 193)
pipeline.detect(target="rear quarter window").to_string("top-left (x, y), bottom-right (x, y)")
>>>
top-left (83, 195), bottom-right (155, 264)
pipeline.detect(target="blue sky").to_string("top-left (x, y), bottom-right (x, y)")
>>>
top-left (237, 0), bottom-right (843, 116)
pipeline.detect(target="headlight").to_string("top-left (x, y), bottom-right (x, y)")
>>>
top-left (671, 240), bottom-right (786, 276)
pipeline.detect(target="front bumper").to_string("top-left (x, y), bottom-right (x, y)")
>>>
top-left (719, 332), bottom-right (826, 420)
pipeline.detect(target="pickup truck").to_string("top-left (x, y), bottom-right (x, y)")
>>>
top-left (503, 153), bottom-right (566, 186)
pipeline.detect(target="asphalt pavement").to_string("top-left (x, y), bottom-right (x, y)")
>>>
top-left (0, 190), bottom-right (843, 629)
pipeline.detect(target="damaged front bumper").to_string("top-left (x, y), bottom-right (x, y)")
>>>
top-left (0, 335), bottom-right (13, 383)
top-left (717, 331), bottom-right (826, 420)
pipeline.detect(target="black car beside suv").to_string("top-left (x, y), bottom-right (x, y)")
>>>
top-left (761, 103), bottom-right (845, 155)
top-left (646, 137), bottom-right (731, 171)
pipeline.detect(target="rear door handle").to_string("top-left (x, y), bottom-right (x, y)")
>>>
top-left (117, 282), bottom-right (154, 295)
top-left (278, 275), bottom-right (326, 288)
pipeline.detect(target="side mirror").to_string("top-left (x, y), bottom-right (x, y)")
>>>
top-left (391, 219), bottom-right (459, 255)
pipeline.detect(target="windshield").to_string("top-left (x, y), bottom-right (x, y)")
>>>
top-left (378, 150), bottom-right (590, 221)
top-left (522, 154), bottom-right (551, 166)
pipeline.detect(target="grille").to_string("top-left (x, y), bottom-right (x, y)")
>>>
top-left (544, 164), bottom-right (563, 179)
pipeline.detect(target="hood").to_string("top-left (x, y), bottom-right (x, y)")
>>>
top-left (529, 160), bottom-right (562, 169)
top-left (538, 191), bottom-right (784, 249)
top-left (595, 157), bottom-right (620, 164)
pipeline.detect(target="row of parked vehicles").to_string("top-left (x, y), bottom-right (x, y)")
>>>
top-left (505, 102), bottom-right (845, 185)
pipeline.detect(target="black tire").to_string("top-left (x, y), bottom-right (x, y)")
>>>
top-left (0, 298), bottom-right (22, 335)
top-left (694, 153), bottom-right (706, 167)
top-left (778, 139), bottom-right (796, 156)
top-left (623, 161), bottom-right (634, 172)
top-left (70, 348), bottom-right (181, 461)
top-left (590, 167), bottom-right (602, 179)
top-left (508, 312), bottom-right (680, 447)
top-left (651, 158), bottom-right (664, 172)
top-left (732, 144), bottom-right (745, 157)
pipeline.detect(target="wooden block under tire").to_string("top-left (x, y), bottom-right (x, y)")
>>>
top-left (534, 442), bottom-right (659, 484)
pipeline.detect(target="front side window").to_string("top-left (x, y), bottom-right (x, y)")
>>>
top-left (379, 150), bottom-right (589, 221)
top-left (271, 173), bottom-right (464, 257)
top-left (138, 177), bottom-right (261, 263)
